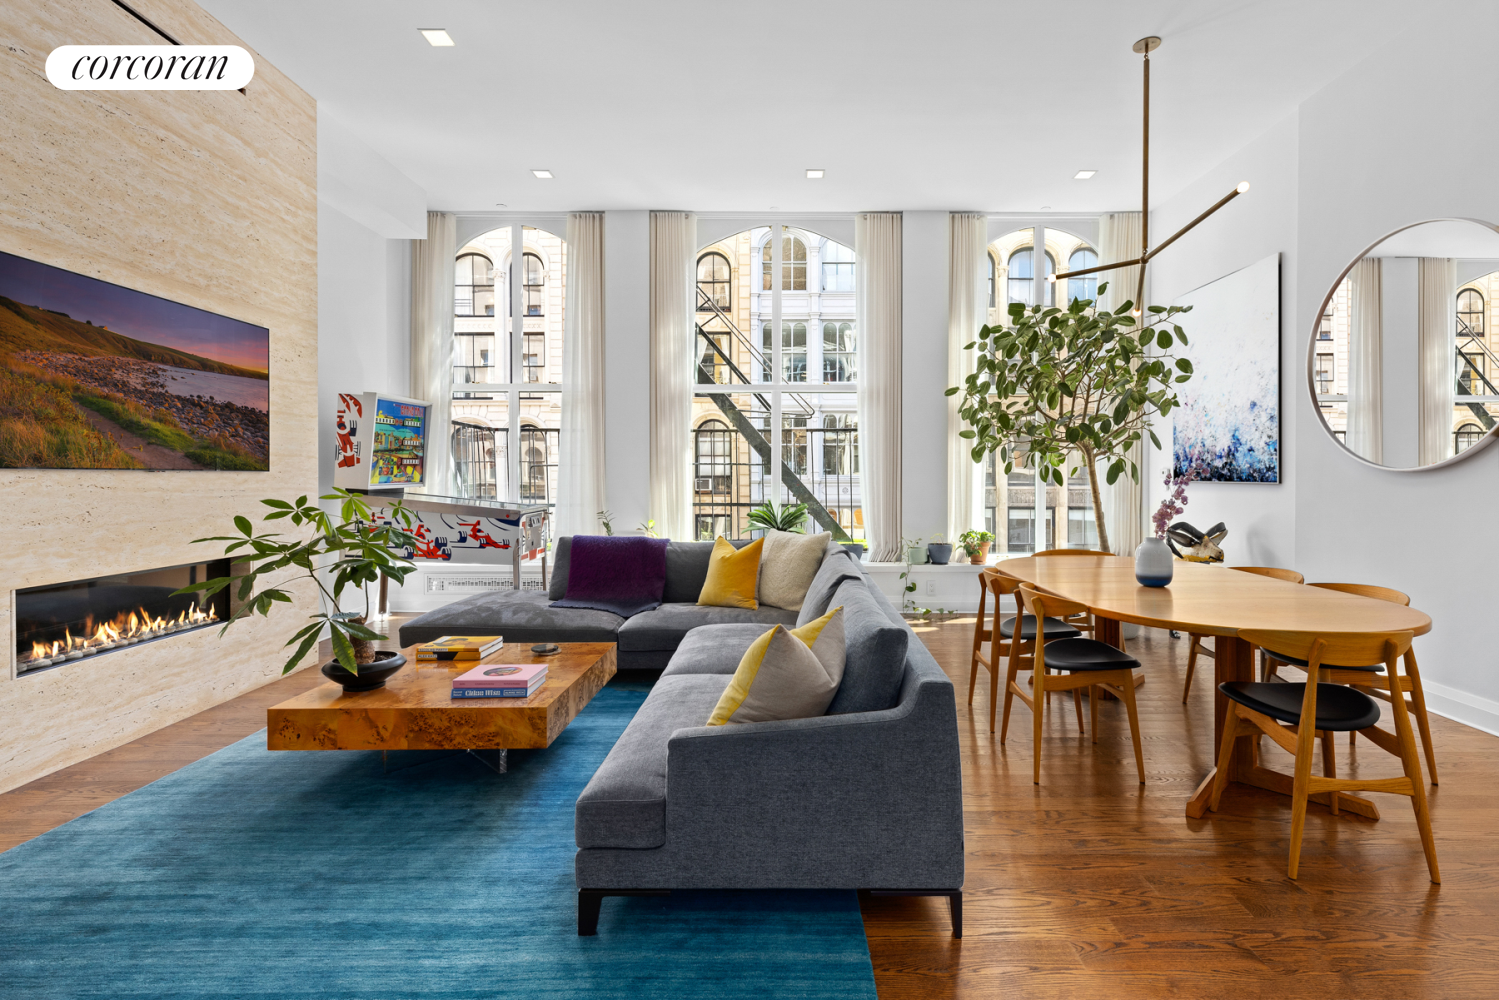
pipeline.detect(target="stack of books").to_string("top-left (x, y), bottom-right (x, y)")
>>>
top-left (415, 635), bottom-right (503, 662)
top-left (451, 661), bottom-right (548, 699)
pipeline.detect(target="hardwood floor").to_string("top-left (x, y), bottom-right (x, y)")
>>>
top-left (3, 616), bottom-right (1497, 998)
top-left (862, 618), bottom-right (1499, 999)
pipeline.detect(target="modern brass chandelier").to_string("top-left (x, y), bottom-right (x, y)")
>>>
top-left (1051, 36), bottom-right (1249, 312)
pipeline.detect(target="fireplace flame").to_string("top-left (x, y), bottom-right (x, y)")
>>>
top-left (20, 601), bottom-right (219, 668)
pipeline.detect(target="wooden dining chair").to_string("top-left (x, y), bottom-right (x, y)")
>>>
top-left (1208, 628), bottom-right (1439, 883)
top-left (1261, 582), bottom-right (1439, 785)
top-left (970, 571), bottom-right (1086, 733)
top-left (1181, 565), bottom-right (1305, 702)
top-left (1005, 585), bottom-right (1146, 784)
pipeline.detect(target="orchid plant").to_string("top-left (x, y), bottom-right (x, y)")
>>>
top-left (1151, 463), bottom-right (1203, 540)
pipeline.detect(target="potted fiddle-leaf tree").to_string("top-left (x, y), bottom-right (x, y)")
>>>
top-left (173, 489), bottom-right (419, 691)
top-left (948, 285), bottom-right (1194, 556)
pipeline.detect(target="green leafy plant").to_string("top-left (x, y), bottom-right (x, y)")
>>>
top-left (957, 529), bottom-right (995, 558)
top-left (638, 518), bottom-right (659, 538)
top-left (746, 500), bottom-right (809, 534)
top-left (173, 490), bottom-right (418, 676)
top-left (597, 509), bottom-right (615, 536)
top-left (948, 284), bottom-right (1194, 554)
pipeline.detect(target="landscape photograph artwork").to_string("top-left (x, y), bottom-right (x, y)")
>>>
top-left (1171, 252), bottom-right (1281, 483)
top-left (0, 250), bottom-right (269, 470)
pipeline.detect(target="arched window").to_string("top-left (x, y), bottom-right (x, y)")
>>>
top-left (821, 240), bottom-right (854, 291)
top-left (822, 321), bottom-right (856, 382)
top-left (1319, 309), bottom-right (1335, 340)
top-left (763, 235), bottom-right (807, 291)
top-left (1455, 422), bottom-right (1485, 454)
top-left (695, 419), bottom-right (733, 493)
top-left (1007, 248), bottom-right (1055, 307)
top-left (1067, 247), bottom-right (1098, 305)
top-left (784, 322), bottom-right (807, 382)
top-left (987, 253), bottom-right (996, 308)
top-left (519, 425), bottom-right (555, 502)
top-left (522, 252), bottom-right (545, 317)
top-left (697, 252), bottom-right (731, 311)
top-left (1458, 288), bottom-right (1485, 338)
top-left (455, 253), bottom-right (495, 317)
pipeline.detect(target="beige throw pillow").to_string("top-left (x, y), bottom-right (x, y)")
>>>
top-left (757, 530), bottom-right (830, 610)
top-left (706, 607), bottom-right (846, 725)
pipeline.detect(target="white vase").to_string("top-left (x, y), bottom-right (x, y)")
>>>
top-left (1134, 537), bottom-right (1173, 587)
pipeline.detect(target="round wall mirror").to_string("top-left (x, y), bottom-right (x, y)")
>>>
top-left (1312, 218), bottom-right (1499, 470)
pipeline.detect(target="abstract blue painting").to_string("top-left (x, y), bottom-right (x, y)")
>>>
top-left (1171, 252), bottom-right (1281, 482)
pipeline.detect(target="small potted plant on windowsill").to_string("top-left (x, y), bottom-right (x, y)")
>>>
top-left (958, 529), bottom-right (995, 564)
top-left (173, 490), bottom-right (419, 690)
top-left (927, 533), bottom-right (953, 565)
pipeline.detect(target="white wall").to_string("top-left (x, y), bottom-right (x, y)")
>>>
top-left (1146, 112), bottom-right (1300, 569)
top-left (1294, 10), bottom-right (1499, 731)
top-left (316, 202), bottom-right (411, 493)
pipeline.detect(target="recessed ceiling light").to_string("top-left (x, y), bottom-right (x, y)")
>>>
top-left (1074, 169), bottom-right (1097, 180)
top-left (1040, 206), bottom-right (1052, 210)
top-left (532, 170), bottom-right (553, 180)
top-left (806, 169), bottom-right (825, 180)
top-left (495, 203), bottom-right (507, 208)
top-left (420, 29), bottom-right (454, 46)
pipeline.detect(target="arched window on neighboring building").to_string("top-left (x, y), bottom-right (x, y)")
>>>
top-left (1458, 288), bottom-right (1485, 339)
top-left (823, 322), bottom-right (856, 382)
top-left (521, 252), bottom-right (545, 317)
top-left (763, 234), bottom-right (807, 291)
top-left (1455, 422), bottom-right (1485, 454)
top-left (821, 240), bottom-right (854, 291)
top-left (1007, 248), bottom-right (1055, 307)
top-left (697, 252), bottom-right (731, 311)
top-left (519, 424), bottom-right (555, 502)
top-left (1067, 247), bottom-right (1098, 305)
top-left (987, 253), bottom-right (996, 308)
top-left (695, 419), bottom-right (733, 494)
top-left (455, 253), bottom-right (495, 317)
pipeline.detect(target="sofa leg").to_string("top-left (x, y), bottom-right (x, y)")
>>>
top-left (865, 889), bottom-right (964, 939)
top-left (577, 889), bottom-right (670, 935)
top-left (578, 890), bottom-right (603, 936)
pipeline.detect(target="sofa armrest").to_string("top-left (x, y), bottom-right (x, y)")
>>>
top-left (661, 676), bottom-right (964, 887)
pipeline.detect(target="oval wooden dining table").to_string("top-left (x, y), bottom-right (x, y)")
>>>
top-left (993, 555), bottom-right (1432, 820)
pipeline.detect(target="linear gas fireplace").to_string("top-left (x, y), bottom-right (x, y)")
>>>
top-left (15, 560), bottom-right (232, 675)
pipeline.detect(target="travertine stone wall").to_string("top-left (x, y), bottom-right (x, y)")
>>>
top-left (0, 0), bottom-right (318, 793)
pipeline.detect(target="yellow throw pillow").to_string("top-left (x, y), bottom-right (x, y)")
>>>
top-left (697, 536), bottom-right (763, 609)
top-left (706, 607), bottom-right (846, 726)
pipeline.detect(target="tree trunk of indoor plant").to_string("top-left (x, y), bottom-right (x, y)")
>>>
top-left (350, 615), bottom-right (375, 664)
top-left (1082, 445), bottom-right (1112, 554)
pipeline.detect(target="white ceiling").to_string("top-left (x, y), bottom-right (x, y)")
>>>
top-left (196, 0), bottom-right (1427, 215)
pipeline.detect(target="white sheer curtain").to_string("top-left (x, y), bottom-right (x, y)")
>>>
top-left (856, 212), bottom-right (903, 562)
top-left (947, 213), bottom-right (986, 542)
top-left (1346, 258), bottom-right (1384, 462)
top-left (410, 211), bottom-right (456, 494)
top-left (1099, 212), bottom-right (1144, 555)
top-left (649, 211), bottom-right (696, 540)
top-left (557, 212), bottom-right (606, 538)
top-left (1417, 256), bottom-right (1456, 465)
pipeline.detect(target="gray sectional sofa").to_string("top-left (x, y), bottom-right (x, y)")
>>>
top-left (399, 537), bottom-right (965, 937)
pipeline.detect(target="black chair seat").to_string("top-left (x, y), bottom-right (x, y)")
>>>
top-left (1220, 681), bottom-right (1380, 732)
top-left (1266, 650), bottom-right (1382, 673)
top-left (1041, 638), bottom-right (1140, 672)
top-left (999, 615), bottom-right (1082, 641)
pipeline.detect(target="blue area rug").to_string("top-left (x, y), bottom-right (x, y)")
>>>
top-left (0, 685), bottom-right (876, 1000)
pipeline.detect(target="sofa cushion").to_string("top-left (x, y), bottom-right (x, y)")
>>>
top-left (547, 535), bottom-right (573, 600)
top-left (795, 545), bottom-right (863, 627)
top-left (661, 624), bottom-right (780, 676)
top-left (662, 538), bottom-right (751, 604)
top-left (574, 673), bottom-right (731, 849)
top-left (698, 536), bottom-right (763, 609)
top-left (397, 589), bottom-right (622, 647)
top-left (824, 577), bottom-right (909, 715)
top-left (706, 607), bottom-right (846, 726)
top-left (617, 603), bottom-right (797, 652)
top-left (758, 530), bottom-right (832, 611)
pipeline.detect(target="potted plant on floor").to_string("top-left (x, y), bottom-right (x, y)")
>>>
top-left (173, 490), bottom-right (419, 689)
top-left (958, 529), bottom-right (995, 564)
top-left (948, 287), bottom-right (1194, 557)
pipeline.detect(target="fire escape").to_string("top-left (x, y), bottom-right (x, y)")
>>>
top-left (1456, 321), bottom-right (1499, 432)
top-left (694, 287), bottom-right (849, 540)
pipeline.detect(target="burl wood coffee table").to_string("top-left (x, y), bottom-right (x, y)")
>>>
top-left (267, 642), bottom-right (616, 773)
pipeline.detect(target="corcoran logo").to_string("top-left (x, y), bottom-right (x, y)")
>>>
top-left (45, 45), bottom-right (255, 90)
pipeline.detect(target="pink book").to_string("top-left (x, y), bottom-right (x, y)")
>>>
top-left (452, 662), bottom-right (548, 690)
